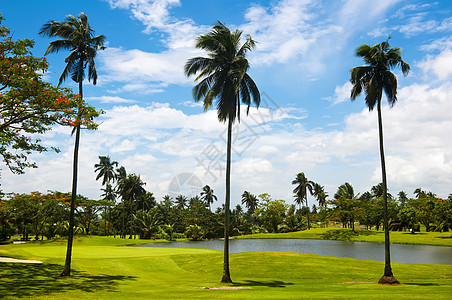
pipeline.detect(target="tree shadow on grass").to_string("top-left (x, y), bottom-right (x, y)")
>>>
top-left (0, 262), bottom-right (137, 298)
top-left (233, 280), bottom-right (294, 288)
top-left (403, 283), bottom-right (440, 286)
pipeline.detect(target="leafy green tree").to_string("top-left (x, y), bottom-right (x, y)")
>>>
top-left (133, 209), bottom-right (161, 239)
top-left (350, 39), bottom-right (409, 284)
top-left (330, 183), bottom-right (359, 230)
top-left (254, 194), bottom-right (288, 233)
top-left (0, 15), bottom-right (95, 174)
top-left (75, 196), bottom-right (103, 235)
top-left (185, 224), bottom-right (204, 241)
top-left (292, 172), bottom-right (314, 229)
top-left (185, 21), bottom-right (260, 284)
top-left (200, 185), bottom-right (217, 210)
top-left (174, 194), bottom-right (186, 210)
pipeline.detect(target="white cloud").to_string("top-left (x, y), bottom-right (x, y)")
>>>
top-left (419, 48), bottom-right (452, 80)
top-left (420, 36), bottom-right (452, 51)
top-left (85, 95), bottom-right (137, 104)
top-left (326, 81), bottom-right (352, 104)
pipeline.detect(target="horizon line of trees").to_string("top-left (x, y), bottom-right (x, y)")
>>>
top-left (2, 165), bottom-right (451, 242)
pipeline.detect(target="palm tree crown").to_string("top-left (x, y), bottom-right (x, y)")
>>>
top-left (292, 172), bottom-right (314, 208)
top-left (350, 39), bottom-right (410, 109)
top-left (39, 12), bottom-right (106, 86)
top-left (200, 185), bottom-right (218, 209)
top-left (184, 21), bottom-right (260, 122)
top-left (94, 155), bottom-right (118, 186)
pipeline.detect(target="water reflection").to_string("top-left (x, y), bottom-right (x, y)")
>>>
top-left (134, 239), bottom-right (452, 264)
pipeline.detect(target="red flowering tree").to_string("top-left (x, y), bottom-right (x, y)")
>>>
top-left (0, 15), bottom-right (100, 174)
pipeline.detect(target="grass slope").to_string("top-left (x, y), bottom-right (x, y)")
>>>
top-left (0, 236), bottom-right (451, 299)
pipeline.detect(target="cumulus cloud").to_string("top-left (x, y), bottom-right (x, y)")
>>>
top-left (418, 48), bottom-right (452, 80)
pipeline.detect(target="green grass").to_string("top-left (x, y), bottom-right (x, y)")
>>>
top-left (1, 236), bottom-right (451, 299)
top-left (234, 228), bottom-right (452, 246)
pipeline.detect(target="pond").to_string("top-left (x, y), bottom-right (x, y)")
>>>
top-left (134, 238), bottom-right (452, 264)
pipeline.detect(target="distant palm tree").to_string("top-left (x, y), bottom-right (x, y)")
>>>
top-left (115, 166), bottom-right (128, 238)
top-left (241, 191), bottom-right (258, 215)
top-left (398, 191), bottom-right (408, 202)
top-left (334, 182), bottom-right (355, 200)
top-left (185, 21), bottom-right (260, 284)
top-left (200, 185), bottom-right (218, 210)
top-left (292, 172), bottom-right (314, 229)
top-left (94, 156), bottom-right (118, 236)
top-left (313, 183), bottom-right (328, 208)
top-left (95, 156), bottom-right (118, 186)
top-left (100, 183), bottom-right (116, 236)
top-left (174, 194), bottom-right (187, 210)
top-left (117, 174), bottom-right (146, 239)
top-left (350, 38), bottom-right (409, 285)
top-left (40, 12), bottom-right (105, 277)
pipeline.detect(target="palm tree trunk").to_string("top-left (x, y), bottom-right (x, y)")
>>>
top-left (376, 100), bottom-right (399, 285)
top-left (306, 198), bottom-right (311, 229)
top-left (129, 198), bottom-right (133, 239)
top-left (60, 63), bottom-right (83, 277)
top-left (221, 115), bottom-right (233, 284)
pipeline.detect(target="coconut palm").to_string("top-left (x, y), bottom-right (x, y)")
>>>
top-left (40, 12), bottom-right (105, 277)
top-left (334, 182), bottom-right (355, 200)
top-left (200, 185), bottom-right (218, 210)
top-left (241, 191), bottom-right (259, 215)
top-left (94, 156), bottom-right (118, 236)
top-left (292, 172), bottom-right (314, 229)
top-left (184, 21), bottom-right (260, 283)
top-left (174, 194), bottom-right (187, 210)
top-left (350, 38), bottom-right (410, 285)
top-left (115, 166), bottom-right (128, 238)
top-left (100, 183), bottom-right (116, 236)
top-left (117, 174), bottom-right (146, 239)
top-left (94, 156), bottom-right (118, 186)
top-left (313, 183), bottom-right (328, 208)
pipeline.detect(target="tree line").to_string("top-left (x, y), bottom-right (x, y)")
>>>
top-left (2, 161), bottom-right (450, 243)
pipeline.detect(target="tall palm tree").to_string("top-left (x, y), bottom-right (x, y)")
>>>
top-left (40, 12), bottom-right (105, 277)
top-left (94, 156), bottom-right (118, 236)
top-left (350, 39), bottom-right (409, 285)
top-left (292, 172), bottom-right (314, 229)
top-left (115, 166), bottom-right (127, 238)
top-left (117, 174), bottom-right (146, 239)
top-left (185, 21), bottom-right (260, 283)
top-left (200, 185), bottom-right (218, 210)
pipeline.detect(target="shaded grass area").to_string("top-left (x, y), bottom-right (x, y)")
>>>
top-left (0, 236), bottom-right (451, 299)
top-left (235, 228), bottom-right (452, 246)
top-left (0, 262), bottom-right (137, 298)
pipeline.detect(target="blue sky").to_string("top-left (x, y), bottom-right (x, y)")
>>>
top-left (2, 0), bottom-right (452, 208)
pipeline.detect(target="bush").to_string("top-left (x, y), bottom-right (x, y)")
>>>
top-left (321, 229), bottom-right (377, 241)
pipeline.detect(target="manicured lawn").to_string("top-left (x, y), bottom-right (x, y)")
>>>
top-left (235, 227), bottom-right (452, 246)
top-left (1, 236), bottom-right (451, 299)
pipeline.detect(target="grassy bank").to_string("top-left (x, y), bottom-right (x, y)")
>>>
top-left (1, 236), bottom-right (451, 299)
top-left (234, 228), bottom-right (452, 247)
